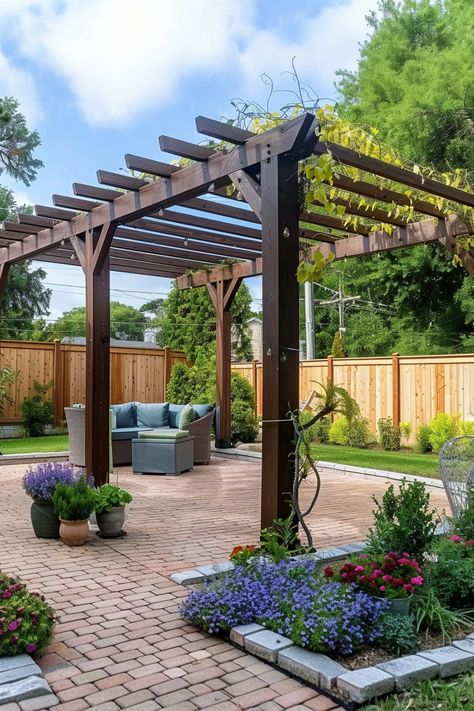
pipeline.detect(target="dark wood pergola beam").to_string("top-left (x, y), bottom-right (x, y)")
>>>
top-left (124, 154), bottom-right (180, 178)
top-left (128, 217), bottom-right (262, 250)
top-left (53, 195), bottom-right (101, 212)
top-left (0, 113), bottom-right (316, 265)
top-left (146, 208), bottom-right (262, 240)
top-left (315, 142), bottom-right (474, 208)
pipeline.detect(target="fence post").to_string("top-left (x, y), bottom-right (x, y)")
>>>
top-left (53, 339), bottom-right (64, 426)
top-left (163, 347), bottom-right (171, 399)
top-left (327, 355), bottom-right (334, 385)
top-left (252, 359), bottom-right (258, 417)
top-left (392, 352), bottom-right (400, 427)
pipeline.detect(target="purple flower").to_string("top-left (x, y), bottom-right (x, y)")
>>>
top-left (8, 620), bottom-right (20, 632)
top-left (23, 463), bottom-right (77, 502)
top-left (25, 643), bottom-right (37, 654)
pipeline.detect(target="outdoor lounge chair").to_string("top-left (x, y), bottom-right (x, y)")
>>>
top-left (439, 435), bottom-right (474, 518)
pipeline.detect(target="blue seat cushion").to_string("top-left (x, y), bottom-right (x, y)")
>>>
top-left (111, 402), bottom-right (136, 428)
top-left (192, 403), bottom-right (214, 419)
top-left (112, 427), bottom-right (153, 440)
top-left (168, 403), bottom-right (185, 429)
top-left (136, 402), bottom-right (170, 428)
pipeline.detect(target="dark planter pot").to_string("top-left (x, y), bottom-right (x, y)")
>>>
top-left (30, 500), bottom-right (60, 539)
top-left (96, 507), bottom-right (125, 538)
top-left (377, 595), bottom-right (412, 616)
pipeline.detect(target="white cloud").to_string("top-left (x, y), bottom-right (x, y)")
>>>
top-left (236, 0), bottom-right (378, 104)
top-left (0, 0), bottom-right (378, 127)
top-left (0, 51), bottom-right (42, 125)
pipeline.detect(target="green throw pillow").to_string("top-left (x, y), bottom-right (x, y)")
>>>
top-left (178, 403), bottom-right (197, 429)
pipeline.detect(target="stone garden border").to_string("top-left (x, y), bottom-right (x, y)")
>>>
top-left (0, 654), bottom-right (58, 707)
top-left (171, 543), bottom-right (474, 707)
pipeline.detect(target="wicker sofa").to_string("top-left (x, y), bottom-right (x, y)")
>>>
top-left (65, 403), bottom-right (215, 468)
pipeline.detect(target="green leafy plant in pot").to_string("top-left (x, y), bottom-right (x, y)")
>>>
top-left (52, 476), bottom-right (96, 547)
top-left (94, 484), bottom-right (132, 538)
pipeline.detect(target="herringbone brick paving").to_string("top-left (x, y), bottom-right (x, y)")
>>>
top-left (0, 458), bottom-right (449, 710)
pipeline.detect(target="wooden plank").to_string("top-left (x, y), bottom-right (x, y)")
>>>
top-left (183, 196), bottom-right (260, 224)
top-left (2, 222), bottom-right (41, 234)
top-left (113, 233), bottom-right (256, 264)
top-left (315, 142), bottom-right (474, 208)
top-left (73, 183), bottom-right (122, 202)
top-left (124, 154), bottom-right (180, 177)
top-left (35, 205), bottom-right (77, 220)
top-left (128, 216), bottom-right (262, 246)
top-left (53, 339), bottom-right (64, 426)
top-left (392, 353), bottom-right (400, 427)
top-left (230, 170), bottom-right (262, 221)
top-left (53, 195), bottom-right (101, 212)
top-left (0, 262), bottom-right (10, 300)
top-left (159, 135), bottom-right (216, 161)
top-left (261, 152), bottom-right (300, 529)
top-left (148, 207), bottom-right (262, 240)
top-left (18, 214), bottom-right (55, 228)
top-left (97, 170), bottom-right (148, 190)
top-left (195, 115), bottom-right (254, 144)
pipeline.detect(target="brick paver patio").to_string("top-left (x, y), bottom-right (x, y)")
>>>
top-left (0, 458), bottom-right (449, 710)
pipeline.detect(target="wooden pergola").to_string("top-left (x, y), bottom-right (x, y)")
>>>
top-left (1, 112), bottom-right (473, 528)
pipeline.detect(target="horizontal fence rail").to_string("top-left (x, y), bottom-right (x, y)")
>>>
top-left (0, 340), bottom-right (187, 425)
top-left (231, 354), bottom-right (474, 442)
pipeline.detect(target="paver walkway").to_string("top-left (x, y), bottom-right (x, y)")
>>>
top-left (0, 458), bottom-right (449, 711)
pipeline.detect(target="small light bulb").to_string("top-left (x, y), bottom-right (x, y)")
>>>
top-left (184, 238), bottom-right (188, 248)
top-left (280, 350), bottom-right (287, 363)
top-left (208, 182), bottom-right (215, 193)
top-left (60, 239), bottom-right (65, 246)
top-left (282, 226), bottom-right (290, 238)
top-left (158, 208), bottom-right (164, 216)
top-left (70, 253), bottom-right (77, 260)
top-left (236, 191), bottom-right (243, 201)
top-left (266, 347), bottom-right (272, 357)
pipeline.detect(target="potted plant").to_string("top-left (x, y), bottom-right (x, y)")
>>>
top-left (324, 552), bottom-right (424, 615)
top-left (52, 476), bottom-right (96, 547)
top-left (94, 484), bottom-right (132, 538)
top-left (22, 463), bottom-right (76, 539)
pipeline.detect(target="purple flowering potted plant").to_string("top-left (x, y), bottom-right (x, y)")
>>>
top-left (23, 462), bottom-right (76, 539)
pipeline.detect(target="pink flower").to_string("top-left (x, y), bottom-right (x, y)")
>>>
top-left (7, 620), bottom-right (19, 632)
top-left (404, 584), bottom-right (414, 594)
top-left (354, 565), bottom-right (365, 573)
top-left (25, 643), bottom-right (37, 654)
top-left (373, 569), bottom-right (383, 577)
top-left (411, 576), bottom-right (424, 586)
top-left (383, 575), bottom-right (393, 582)
top-left (379, 585), bottom-right (386, 592)
top-left (450, 535), bottom-right (461, 542)
top-left (2, 591), bottom-right (12, 600)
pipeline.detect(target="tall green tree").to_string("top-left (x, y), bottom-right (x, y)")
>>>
top-left (0, 187), bottom-right (51, 340)
top-left (325, 0), bottom-right (474, 356)
top-left (337, 0), bottom-right (474, 175)
top-left (0, 97), bottom-right (43, 185)
top-left (156, 283), bottom-right (253, 363)
top-left (43, 302), bottom-right (148, 341)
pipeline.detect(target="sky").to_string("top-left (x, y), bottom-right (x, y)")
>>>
top-left (0, 0), bottom-right (379, 322)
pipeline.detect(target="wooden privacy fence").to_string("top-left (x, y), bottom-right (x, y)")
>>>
top-left (232, 354), bottom-right (474, 442)
top-left (0, 340), bottom-right (187, 425)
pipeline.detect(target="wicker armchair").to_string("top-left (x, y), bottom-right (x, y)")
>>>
top-left (183, 410), bottom-right (215, 464)
top-left (439, 435), bottom-right (474, 518)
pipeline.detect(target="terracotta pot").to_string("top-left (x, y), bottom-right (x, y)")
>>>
top-left (59, 518), bottom-right (89, 547)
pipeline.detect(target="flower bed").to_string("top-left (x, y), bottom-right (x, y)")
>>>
top-left (0, 571), bottom-right (55, 657)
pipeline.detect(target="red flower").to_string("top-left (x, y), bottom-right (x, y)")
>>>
top-left (404, 584), bottom-right (414, 594)
top-left (323, 566), bottom-right (334, 578)
top-left (230, 546), bottom-right (243, 558)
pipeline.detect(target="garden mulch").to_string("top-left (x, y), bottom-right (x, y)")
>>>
top-left (0, 457), bottom-right (450, 710)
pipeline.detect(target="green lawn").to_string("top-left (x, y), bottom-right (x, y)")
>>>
top-left (363, 673), bottom-right (474, 710)
top-left (0, 435), bottom-right (69, 454)
top-left (312, 444), bottom-right (439, 478)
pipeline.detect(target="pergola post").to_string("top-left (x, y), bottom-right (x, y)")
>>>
top-left (260, 154), bottom-right (300, 530)
top-left (0, 262), bottom-right (11, 302)
top-left (84, 222), bottom-right (117, 485)
top-left (207, 278), bottom-right (242, 448)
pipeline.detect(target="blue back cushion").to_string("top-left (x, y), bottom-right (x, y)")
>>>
top-left (111, 402), bottom-right (136, 428)
top-left (168, 403), bottom-right (185, 429)
top-left (192, 403), bottom-right (214, 419)
top-left (136, 402), bottom-right (170, 428)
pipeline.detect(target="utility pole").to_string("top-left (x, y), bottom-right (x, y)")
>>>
top-left (304, 281), bottom-right (315, 359)
top-left (318, 273), bottom-right (361, 334)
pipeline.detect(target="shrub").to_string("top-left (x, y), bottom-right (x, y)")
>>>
top-left (231, 399), bottom-right (258, 443)
top-left (399, 421), bottom-right (412, 444)
top-left (415, 424), bottom-right (432, 453)
top-left (0, 571), bottom-right (54, 657)
top-left (428, 412), bottom-right (460, 453)
top-left (52, 476), bottom-right (96, 521)
top-left (181, 558), bottom-right (388, 656)
top-left (380, 614), bottom-right (417, 655)
top-left (347, 415), bottom-right (373, 448)
top-left (329, 415), bottom-right (349, 445)
top-left (0, 366), bottom-right (18, 417)
top-left (22, 381), bottom-right (53, 437)
top-left (298, 412), bottom-right (330, 444)
top-left (378, 417), bottom-right (401, 451)
top-left (366, 479), bottom-right (436, 557)
top-left (453, 487), bottom-right (474, 540)
top-left (424, 536), bottom-right (474, 608)
top-left (461, 420), bottom-right (474, 436)
top-left (23, 462), bottom-right (76, 502)
top-left (94, 484), bottom-right (132, 514)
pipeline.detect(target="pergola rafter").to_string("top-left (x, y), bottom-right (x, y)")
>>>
top-left (0, 111), bottom-right (473, 530)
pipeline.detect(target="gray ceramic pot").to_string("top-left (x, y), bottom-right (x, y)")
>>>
top-left (96, 506), bottom-right (125, 538)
